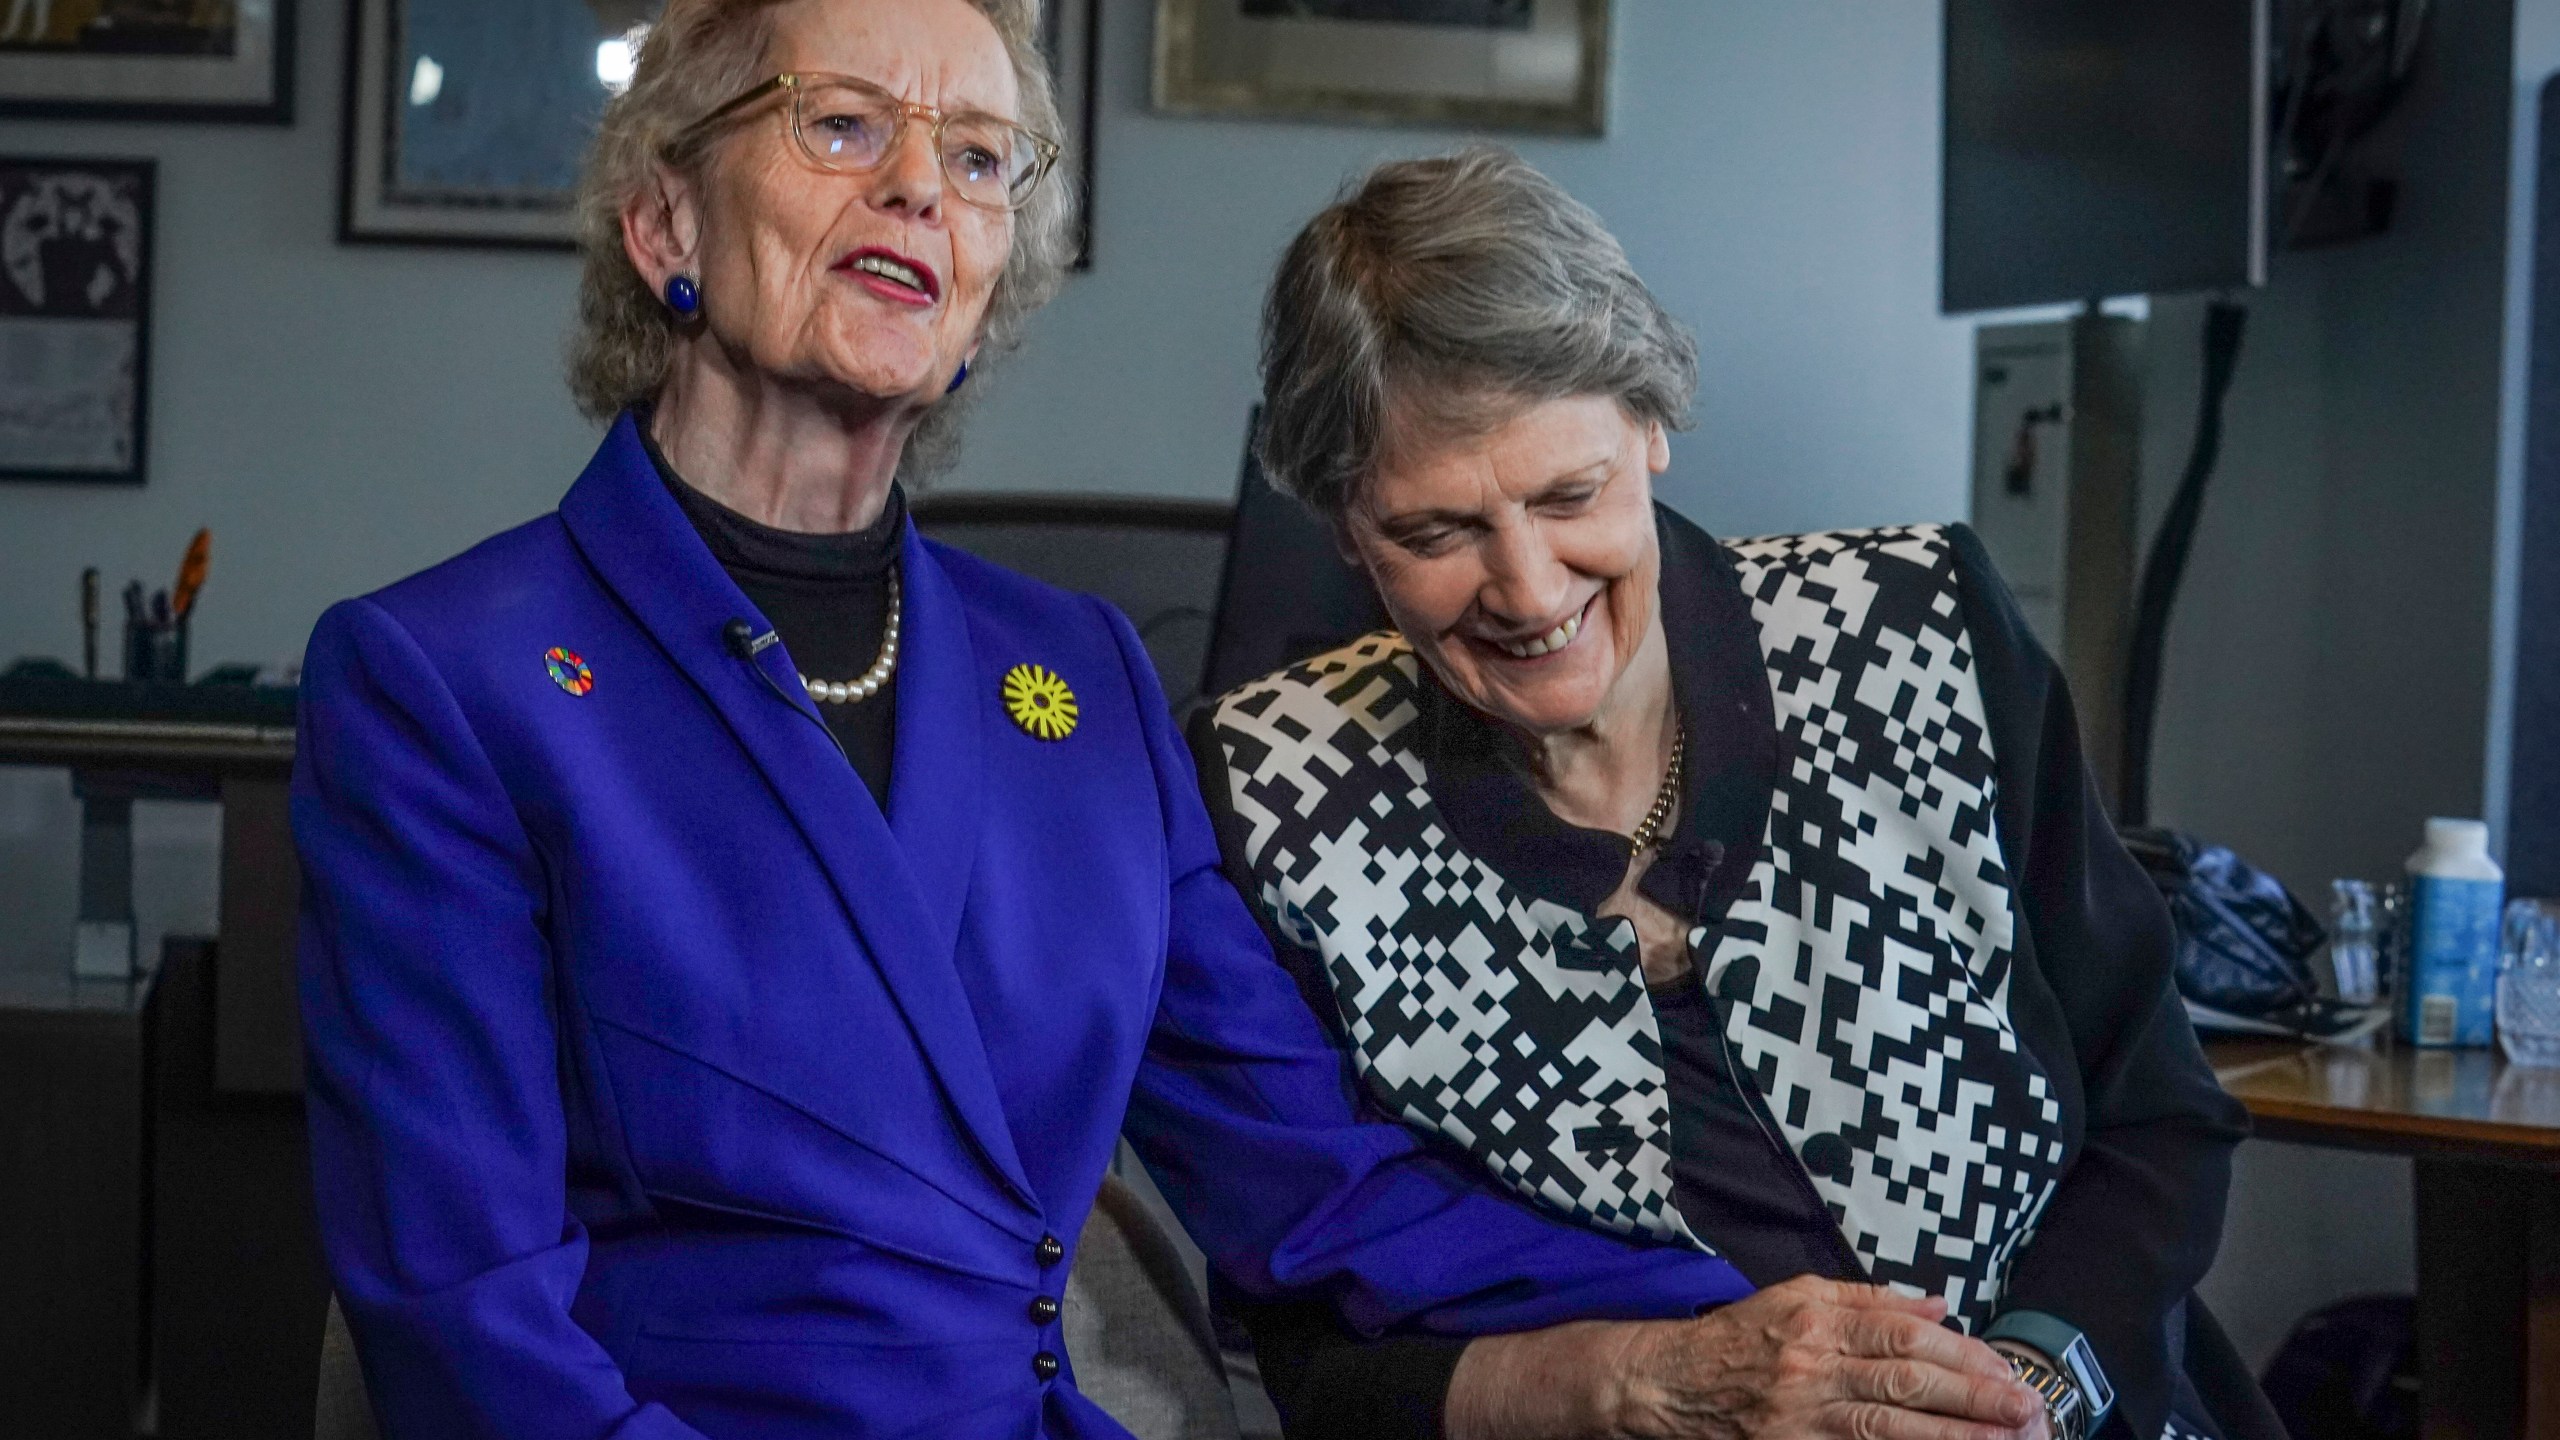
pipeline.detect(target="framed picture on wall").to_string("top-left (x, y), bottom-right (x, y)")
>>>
top-left (0, 0), bottom-right (292, 123)
top-left (342, 0), bottom-right (661, 248)
top-left (0, 157), bottom-right (153, 486)
top-left (1153, 0), bottom-right (1610, 136)
top-left (1045, 0), bottom-right (1099, 269)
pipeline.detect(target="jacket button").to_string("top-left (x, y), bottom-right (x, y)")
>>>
top-left (1033, 1351), bottom-right (1061, 1381)
top-left (1036, 1233), bottom-right (1064, 1266)
top-left (1030, 1295), bottom-right (1060, 1325)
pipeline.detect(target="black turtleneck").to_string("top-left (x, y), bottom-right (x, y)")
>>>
top-left (643, 425), bottom-right (901, 809)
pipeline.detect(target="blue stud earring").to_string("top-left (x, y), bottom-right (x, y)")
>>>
top-left (946, 359), bottom-right (971, 395)
top-left (664, 274), bottom-right (701, 317)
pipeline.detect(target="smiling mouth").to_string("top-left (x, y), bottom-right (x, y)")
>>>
top-left (834, 248), bottom-right (940, 304)
top-left (1482, 597), bottom-right (1592, 660)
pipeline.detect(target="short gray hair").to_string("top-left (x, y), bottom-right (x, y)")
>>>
top-left (567, 0), bottom-right (1074, 478)
top-left (1256, 146), bottom-right (1697, 522)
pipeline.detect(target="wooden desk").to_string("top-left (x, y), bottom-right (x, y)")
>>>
top-left (2209, 1039), bottom-right (2560, 1439)
top-left (0, 712), bottom-right (302, 1095)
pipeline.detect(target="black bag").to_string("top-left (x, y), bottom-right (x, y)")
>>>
top-left (2119, 827), bottom-right (2375, 1039)
top-left (2257, 1295), bottom-right (2416, 1440)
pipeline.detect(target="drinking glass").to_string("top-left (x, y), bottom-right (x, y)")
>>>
top-left (2329, 879), bottom-right (2380, 1004)
top-left (2495, 899), bottom-right (2560, 1067)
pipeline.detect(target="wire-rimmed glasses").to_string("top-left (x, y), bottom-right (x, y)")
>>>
top-left (678, 72), bottom-right (1060, 212)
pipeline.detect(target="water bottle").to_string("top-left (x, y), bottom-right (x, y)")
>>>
top-left (2404, 818), bottom-right (2505, 1048)
top-left (2328, 879), bottom-right (2380, 1005)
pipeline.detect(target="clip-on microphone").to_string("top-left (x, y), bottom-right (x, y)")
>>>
top-left (723, 618), bottom-right (850, 767)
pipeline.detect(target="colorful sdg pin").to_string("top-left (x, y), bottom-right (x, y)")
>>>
top-left (1001, 663), bottom-right (1077, 740)
top-left (545, 647), bottom-right (595, 697)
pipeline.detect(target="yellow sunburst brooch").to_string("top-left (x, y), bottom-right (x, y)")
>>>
top-left (1001, 663), bottom-right (1078, 741)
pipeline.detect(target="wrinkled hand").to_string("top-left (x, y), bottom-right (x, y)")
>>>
top-left (1598, 1277), bottom-right (2044, 1440)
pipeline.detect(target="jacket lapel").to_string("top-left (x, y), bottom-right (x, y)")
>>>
top-left (885, 527), bottom-right (986, 968)
top-left (557, 415), bottom-right (1035, 1215)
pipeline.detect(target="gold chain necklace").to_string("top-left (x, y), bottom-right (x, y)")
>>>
top-left (1627, 720), bottom-right (1687, 854)
top-left (800, 566), bottom-right (902, 705)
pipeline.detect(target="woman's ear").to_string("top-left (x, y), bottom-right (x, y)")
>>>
top-left (1328, 510), bottom-right (1367, 571)
top-left (621, 160), bottom-right (705, 297)
top-left (1645, 420), bottom-right (1671, 475)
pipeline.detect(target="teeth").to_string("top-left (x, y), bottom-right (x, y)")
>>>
top-left (1498, 610), bottom-right (1582, 658)
top-left (851, 255), bottom-right (928, 292)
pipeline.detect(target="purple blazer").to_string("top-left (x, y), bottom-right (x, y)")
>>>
top-left (293, 414), bottom-right (1752, 1440)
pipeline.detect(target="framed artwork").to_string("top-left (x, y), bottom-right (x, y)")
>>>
top-left (0, 157), bottom-right (154, 486)
top-left (1043, 0), bottom-right (1099, 269)
top-left (1153, 0), bottom-right (1609, 135)
top-left (342, 0), bottom-right (660, 248)
top-left (0, 0), bottom-right (292, 123)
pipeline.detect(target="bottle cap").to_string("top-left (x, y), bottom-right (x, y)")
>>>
top-left (2426, 817), bottom-right (2491, 852)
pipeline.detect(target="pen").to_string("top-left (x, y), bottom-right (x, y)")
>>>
top-left (81, 568), bottom-right (99, 680)
top-left (123, 581), bottom-right (144, 629)
top-left (172, 528), bottom-right (211, 620)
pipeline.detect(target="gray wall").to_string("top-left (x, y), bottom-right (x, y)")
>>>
top-left (2164, 0), bottom-right (2525, 1367)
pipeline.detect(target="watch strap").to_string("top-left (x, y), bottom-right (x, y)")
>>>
top-left (2001, 1353), bottom-right (2089, 1440)
top-left (1986, 1311), bottom-right (2114, 1424)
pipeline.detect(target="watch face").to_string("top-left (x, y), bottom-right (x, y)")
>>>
top-left (2061, 1333), bottom-right (2115, 1416)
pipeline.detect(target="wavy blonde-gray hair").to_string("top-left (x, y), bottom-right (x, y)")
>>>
top-left (568, 0), bottom-right (1073, 476)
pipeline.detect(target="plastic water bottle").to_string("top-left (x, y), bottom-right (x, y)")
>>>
top-left (2329, 879), bottom-right (2380, 1005)
top-left (2404, 818), bottom-right (2505, 1048)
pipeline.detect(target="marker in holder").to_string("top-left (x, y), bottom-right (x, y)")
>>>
top-left (123, 602), bottom-right (188, 683)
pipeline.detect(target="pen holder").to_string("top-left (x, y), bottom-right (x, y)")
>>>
top-left (124, 615), bottom-right (188, 684)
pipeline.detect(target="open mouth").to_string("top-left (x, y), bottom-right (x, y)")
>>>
top-left (1480, 596), bottom-right (1593, 661)
top-left (833, 247), bottom-right (940, 305)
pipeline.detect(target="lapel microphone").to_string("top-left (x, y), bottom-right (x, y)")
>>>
top-left (722, 618), bottom-right (852, 768)
top-left (723, 618), bottom-right (779, 660)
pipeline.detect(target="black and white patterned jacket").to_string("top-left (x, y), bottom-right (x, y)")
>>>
top-left (1191, 512), bottom-right (2259, 1440)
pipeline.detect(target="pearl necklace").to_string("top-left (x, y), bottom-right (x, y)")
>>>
top-left (800, 567), bottom-right (901, 705)
top-left (1626, 720), bottom-right (1687, 854)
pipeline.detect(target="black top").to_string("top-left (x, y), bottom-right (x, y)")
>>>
top-left (1187, 509), bottom-right (2253, 1440)
top-left (645, 427), bottom-right (902, 808)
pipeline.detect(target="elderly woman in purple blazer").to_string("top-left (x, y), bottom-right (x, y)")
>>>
top-left (291, 5), bottom-right (1774, 1438)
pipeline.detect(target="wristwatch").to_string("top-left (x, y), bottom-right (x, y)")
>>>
top-left (1997, 1347), bottom-right (2089, 1440)
top-left (1984, 1311), bottom-right (2114, 1440)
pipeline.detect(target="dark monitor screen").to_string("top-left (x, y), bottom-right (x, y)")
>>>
top-left (1943, 0), bottom-right (2267, 313)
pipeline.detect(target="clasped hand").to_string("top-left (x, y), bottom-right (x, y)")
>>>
top-left (1600, 1277), bottom-right (2050, 1440)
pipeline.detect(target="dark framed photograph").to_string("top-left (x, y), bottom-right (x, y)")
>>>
top-left (0, 156), bottom-right (153, 486)
top-left (0, 0), bottom-right (292, 123)
top-left (341, 0), bottom-right (659, 248)
top-left (1153, 0), bottom-right (1609, 135)
top-left (1044, 0), bottom-right (1099, 269)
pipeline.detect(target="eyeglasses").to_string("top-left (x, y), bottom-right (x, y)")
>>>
top-left (679, 72), bottom-right (1060, 212)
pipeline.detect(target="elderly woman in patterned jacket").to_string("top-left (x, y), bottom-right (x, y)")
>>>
top-left (1191, 148), bottom-right (2278, 1440)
